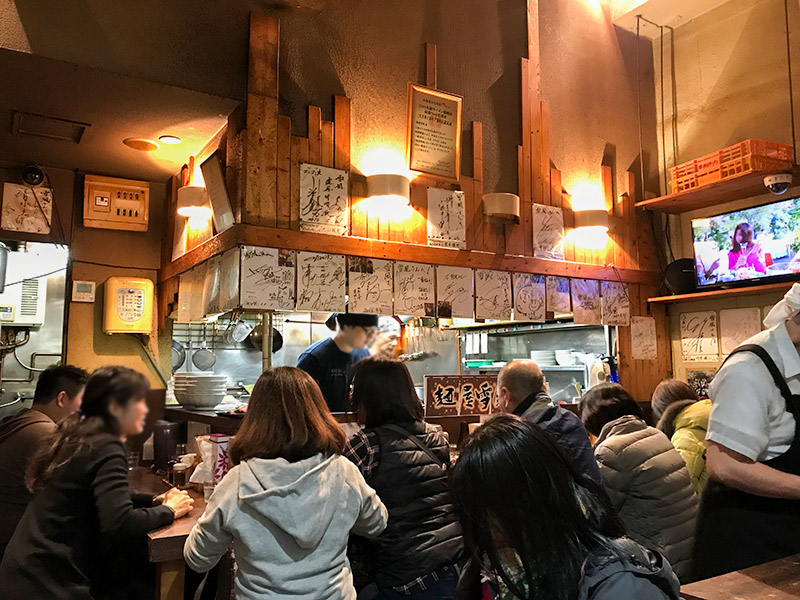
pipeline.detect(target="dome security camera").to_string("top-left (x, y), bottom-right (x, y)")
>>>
top-left (21, 165), bottom-right (45, 187)
top-left (764, 173), bottom-right (793, 195)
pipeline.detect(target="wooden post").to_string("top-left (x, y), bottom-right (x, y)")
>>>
top-left (244, 13), bottom-right (280, 227)
top-left (425, 43), bottom-right (438, 89)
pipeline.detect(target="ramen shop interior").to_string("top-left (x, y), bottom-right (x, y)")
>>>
top-left (0, 1), bottom-right (799, 599)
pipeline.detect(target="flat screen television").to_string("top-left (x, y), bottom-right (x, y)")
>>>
top-left (692, 196), bottom-right (800, 289)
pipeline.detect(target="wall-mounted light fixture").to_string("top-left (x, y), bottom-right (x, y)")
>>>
top-left (574, 208), bottom-right (609, 231)
top-left (363, 173), bottom-right (411, 219)
top-left (483, 193), bottom-right (520, 224)
top-left (574, 208), bottom-right (609, 250)
top-left (177, 185), bottom-right (213, 222)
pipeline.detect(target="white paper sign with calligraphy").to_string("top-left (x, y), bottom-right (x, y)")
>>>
top-left (513, 274), bottom-right (546, 322)
top-left (2, 182), bottom-right (53, 234)
top-left (299, 163), bottom-right (349, 236)
top-left (394, 262), bottom-right (436, 316)
top-left (296, 252), bottom-right (346, 312)
top-left (546, 276), bottom-right (572, 313)
top-left (348, 257), bottom-right (393, 315)
top-left (571, 279), bottom-right (602, 325)
top-left (475, 270), bottom-right (512, 320)
top-left (427, 188), bottom-right (466, 249)
top-left (532, 204), bottom-right (565, 260)
top-left (240, 246), bottom-right (296, 311)
top-left (407, 84), bottom-right (462, 181)
top-left (720, 307), bottom-right (761, 355)
top-left (631, 316), bottom-right (658, 360)
top-left (436, 266), bottom-right (474, 318)
top-left (601, 281), bottom-right (630, 326)
top-left (680, 311), bottom-right (719, 361)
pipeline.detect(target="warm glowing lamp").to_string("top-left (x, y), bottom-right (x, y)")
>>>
top-left (363, 173), bottom-right (411, 219)
top-left (177, 185), bottom-right (212, 220)
top-left (574, 209), bottom-right (610, 250)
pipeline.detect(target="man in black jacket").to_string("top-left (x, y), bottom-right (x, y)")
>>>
top-left (496, 360), bottom-right (603, 485)
top-left (0, 364), bottom-right (88, 561)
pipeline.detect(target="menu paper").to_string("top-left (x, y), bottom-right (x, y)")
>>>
top-left (395, 262), bottom-right (436, 316)
top-left (680, 311), bottom-right (719, 361)
top-left (631, 316), bottom-right (658, 360)
top-left (475, 269), bottom-right (512, 320)
top-left (601, 281), bottom-right (631, 326)
top-left (571, 279), bottom-right (602, 325)
top-left (296, 252), bottom-right (346, 312)
top-left (240, 246), bottom-right (296, 311)
top-left (427, 188), bottom-right (467, 249)
top-left (532, 204), bottom-right (565, 260)
top-left (546, 276), bottom-right (571, 313)
top-left (720, 307), bottom-right (761, 355)
top-left (348, 257), bottom-right (393, 315)
top-left (436, 266), bottom-right (474, 318)
top-left (513, 273), bottom-right (546, 322)
top-left (299, 163), bottom-right (349, 236)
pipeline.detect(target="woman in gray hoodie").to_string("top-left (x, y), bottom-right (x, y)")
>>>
top-left (184, 367), bottom-right (388, 599)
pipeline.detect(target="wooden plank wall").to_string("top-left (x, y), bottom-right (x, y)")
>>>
top-left (172, 11), bottom-right (671, 396)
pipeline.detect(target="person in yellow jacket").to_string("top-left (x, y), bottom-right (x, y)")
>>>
top-left (651, 379), bottom-right (712, 494)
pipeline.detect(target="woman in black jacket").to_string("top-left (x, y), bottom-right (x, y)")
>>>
top-left (0, 366), bottom-right (193, 600)
top-left (344, 357), bottom-right (463, 600)
top-left (452, 415), bottom-right (680, 600)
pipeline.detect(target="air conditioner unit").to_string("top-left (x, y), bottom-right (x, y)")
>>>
top-left (0, 252), bottom-right (47, 327)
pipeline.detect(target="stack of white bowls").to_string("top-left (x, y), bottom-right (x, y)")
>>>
top-left (173, 372), bottom-right (228, 408)
top-left (529, 350), bottom-right (557, 366)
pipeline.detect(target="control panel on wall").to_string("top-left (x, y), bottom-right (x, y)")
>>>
top-left (103, 276), bottom-right (154, 334)
top-left (84, 175), bottom-right (149, 232)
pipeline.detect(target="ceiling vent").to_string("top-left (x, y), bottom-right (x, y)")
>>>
top-left (11, 111), bottom-right (90, 144)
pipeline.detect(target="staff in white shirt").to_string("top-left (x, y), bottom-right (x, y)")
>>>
top-left (694, 283), bottom-right (800, 579)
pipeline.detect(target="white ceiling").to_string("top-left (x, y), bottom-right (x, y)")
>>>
top-left (611, 0), bottom-right (733, 35)
top-left (0, 48), bottom-right (239, 182)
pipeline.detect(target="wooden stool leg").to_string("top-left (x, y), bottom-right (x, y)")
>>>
top-left (155, 559), bottom-right (185, 600)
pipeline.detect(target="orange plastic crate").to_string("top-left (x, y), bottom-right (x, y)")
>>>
top-left (669, 139), bottom-right (793, 193)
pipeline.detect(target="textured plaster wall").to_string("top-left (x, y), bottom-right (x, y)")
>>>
top-left (3, 0), bottom-right (526, 195)
top-left (658, 0), bottom-right (800, 379)
top-left (539, 0), bottom-right (660, 201)
top-left (655, 0), bottom-right (800, 187)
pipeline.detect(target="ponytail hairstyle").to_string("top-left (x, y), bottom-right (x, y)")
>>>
top-left (26, 366), bottom-right (149, 492)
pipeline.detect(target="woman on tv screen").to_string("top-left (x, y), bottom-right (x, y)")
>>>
top-left (703, 222), bottom-right (766, 281)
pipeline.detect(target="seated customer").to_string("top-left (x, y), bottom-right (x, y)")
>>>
top-left (580, 383), bottom-right (698, 582)
top-left (344, 357), bottom-right (463, 599)
top-left (0, 363), bottom-right (88, 562)
top-left (651, 379), bottom-right (712, 494)
top-left (496, 359), bottom-right (602, 485)
top-left (0, 366), bottom-right (193, 600)
top-left (452, 415), bottom-right (680, 600)
top-left (184, 367), bottom-right (387, 600)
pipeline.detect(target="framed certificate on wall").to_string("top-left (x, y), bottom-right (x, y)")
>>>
top-left (406, 84), bottom-right (462, 181)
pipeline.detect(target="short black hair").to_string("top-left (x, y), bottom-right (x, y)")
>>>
top-left (579, 383), bottom-right (643, 437)
top-left (350, 357), bottom-right (423, 427)
top-left (33, 364), bottom-right (90, 405)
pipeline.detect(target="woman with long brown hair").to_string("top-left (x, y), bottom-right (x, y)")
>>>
top-left (0, 366), bottom-right (194, 600)
top-left (184, 366), bottom-right (387, 599)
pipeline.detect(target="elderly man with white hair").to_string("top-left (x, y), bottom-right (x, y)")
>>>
top-left (695, 283), bottom-right (800, 578)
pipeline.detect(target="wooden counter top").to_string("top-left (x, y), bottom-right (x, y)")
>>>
top-left (128, 467), bottom-right (205, 563)
top-left (681, 554), bottom-right (800, 599)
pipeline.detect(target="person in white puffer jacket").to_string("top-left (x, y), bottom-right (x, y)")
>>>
top-left (184, 367), bottom-right (387, 600)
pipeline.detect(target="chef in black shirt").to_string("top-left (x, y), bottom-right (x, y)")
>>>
top-left (297, 312), bottom-right (378, 412)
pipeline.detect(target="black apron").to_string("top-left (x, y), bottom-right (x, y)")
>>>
top-left (694, 344), bottom-right (800, 580)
